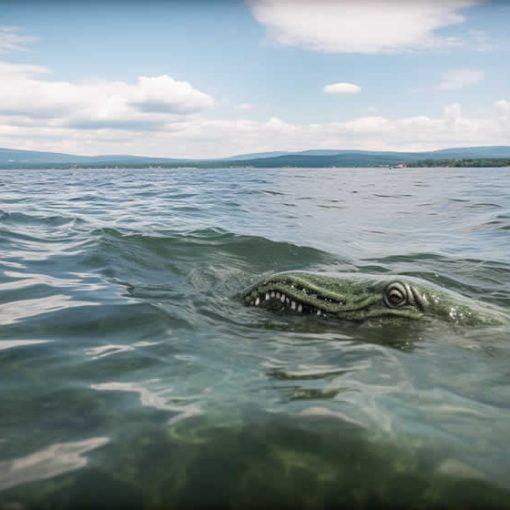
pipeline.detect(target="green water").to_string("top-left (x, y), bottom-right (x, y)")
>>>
top-left (1, 167), bottom-right (509, 509)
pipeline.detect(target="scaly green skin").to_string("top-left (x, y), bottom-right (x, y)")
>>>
top-left (242, 272), bottom-right (506, 326)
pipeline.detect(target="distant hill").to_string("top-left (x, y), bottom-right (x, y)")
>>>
top-left (0, 148), bottom-right (188, 165)
top-left (0, 147), bottom-right (91, 164)
top-left (225, 146), bottom-right (510, 162)
top-left (222, 151), bottom-right (289, 160)
top-left (225, 153), bottom-right (410, 168)
top-left (1, 145), bottom-right (509, 168)
top-left (430, 146), bottom-right (510, 158)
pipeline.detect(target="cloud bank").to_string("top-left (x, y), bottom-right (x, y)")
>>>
top-left (0, 61), bottom-right (508, 159)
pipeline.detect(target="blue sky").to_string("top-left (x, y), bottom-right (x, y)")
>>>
top-left (0, 0), bottom-right (509, 157)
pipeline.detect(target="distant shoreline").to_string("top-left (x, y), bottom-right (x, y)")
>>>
top-left (2, 145), bottom-right (510, 170)
top-left (1, 158), bottom-right (509, 170)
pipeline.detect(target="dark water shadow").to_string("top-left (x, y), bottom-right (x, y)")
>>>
top-left (2, 411), bottom-right (509, 510)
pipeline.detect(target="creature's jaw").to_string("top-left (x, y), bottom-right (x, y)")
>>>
top-left (244, 282), bottom-right (335, 317)
top-left (243, 274), bottom-right (353, 317)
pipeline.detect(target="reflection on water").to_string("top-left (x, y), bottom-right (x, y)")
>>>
top-left (0, 167), bottom-right (510, 508)
top-left (0, 294), bottom-right (95, 325)
top-left (90, 381), bottom-right (202, 424)
top-left (0, 339), bottom-right (50, 352)
top-left (0, 437), bottom-right (109, 492)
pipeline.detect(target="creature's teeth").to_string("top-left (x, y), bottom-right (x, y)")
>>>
top-left (276, 292), bottom-right (281, 299)
top-left (298, 304), bottom-right (303, 313)
top-left (286, 297), bottom-right (290, 304)
top-left (255, 297), bottom-right (260, 306)
top-left (271, 292), bottom-right (275, 298)
top-left (265, 293), bottom-right (270, 301)
top-left (280, 294), bottom-right (285, 303)
top-left (291, 301), bottom-right (296, 310)
top-left (316, 309), bottom-right (321, 316)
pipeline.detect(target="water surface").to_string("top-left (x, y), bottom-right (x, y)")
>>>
top-left (1, 167), bottom-right (510, 509)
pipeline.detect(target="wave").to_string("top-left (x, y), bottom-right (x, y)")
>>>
top-left (89, 226), bottom-right (341, 284)
top-left (0, 209), bottom-right (84, 227)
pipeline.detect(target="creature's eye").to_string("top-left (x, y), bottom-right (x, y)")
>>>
top-left (384, 282), bottom-right (408, 308)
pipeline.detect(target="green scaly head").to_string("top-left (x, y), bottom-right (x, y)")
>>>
top-left (242, 272), bottom-right (506, 326)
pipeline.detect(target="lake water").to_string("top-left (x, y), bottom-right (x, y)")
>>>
top-left (1, 167), bottom-right (510, 509)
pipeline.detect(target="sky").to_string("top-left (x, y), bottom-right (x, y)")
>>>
top-left (0, 0), bottom-right (509, 158)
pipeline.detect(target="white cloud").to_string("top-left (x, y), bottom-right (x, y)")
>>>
top-left (494, 99), bottom-right (510, 113)
top-left (0, 61), bottom-right (214, 129)
top-left (248, 0), bottom-right (479, 54)
top-left (0, 26), bottom-right (36, 53)
top-left (323, 82), bottom-right (361, 94)
top-left (443, 102), bottom-right (462, 118)
top-left (438, 68), bottom-right (484, 90)
top-left (238, 102), bottom-right (255, 110)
